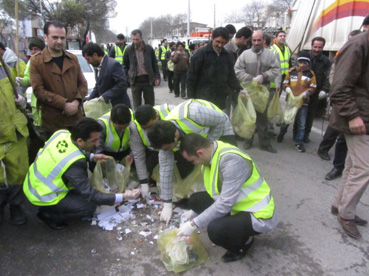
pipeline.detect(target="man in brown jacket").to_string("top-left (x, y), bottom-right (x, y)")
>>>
top-left (171, 42), bottom-right (189, 98)
top-left (329, 31), bottom-right (369, 239)
top-left (30, 21), bottom-right (87, 139)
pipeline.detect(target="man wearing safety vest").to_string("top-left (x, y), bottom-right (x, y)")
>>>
top-left (109, 33), bottom-right (128, 65)
top-left (129, 104), bottom-right (174, 199)
top-left (158, 39), bottom-right (170, 81)
top-left (147, 99), bottom-right (237, 224)
top-left (23, 118), bottom-right (140, 230)
top-left (97, 104), bottom-right (133, 162)
top-left (178, 133), bottom-right (279, 263)
top-left (270, 31), bottom-right (292, 94)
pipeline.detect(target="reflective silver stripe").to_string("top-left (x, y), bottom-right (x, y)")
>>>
top-left (29, 149), bottom-right (82, 202)
top-left (106, 124), bottom-right (115, 150)
top-left (244, 194), bottom-right (271, 213)
top-left (177, 103), bottom-right (210, 134)
top-left (158, 104), bottom-right (169, 117)
top-left (0, 66), bottom-right (7, 79)
top-left (235, 176), bottom-right (264, 203)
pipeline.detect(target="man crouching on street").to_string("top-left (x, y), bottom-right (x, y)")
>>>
top-left (177, 133), bottom-right (279, 263)
top-left (23, 118), bottom-right (140, 230)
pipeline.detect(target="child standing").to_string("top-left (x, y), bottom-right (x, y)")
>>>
top-left (277, 51), bottom-right (317, 152)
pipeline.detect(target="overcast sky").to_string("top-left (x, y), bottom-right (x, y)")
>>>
top-left (109, 0), bottom-right (271, 35)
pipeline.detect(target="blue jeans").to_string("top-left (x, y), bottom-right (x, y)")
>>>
top-left (281, 105), bottom-right (308, 143)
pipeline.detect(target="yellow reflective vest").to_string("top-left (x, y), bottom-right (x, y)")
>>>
top-left (98, 110), bottom-right (133, 152)
top-left (134, 103), bottom-right (171, 149)
top-left (270, 44), bottom-right (291, 88)
top-left (23, 130), bottom-right (85, 206)
top-left (160, 45), bottom-right (169, 60)
top-left (203, 141), bottom-right (275, 218)
top-left (114, 44), bottom-right (127, 64)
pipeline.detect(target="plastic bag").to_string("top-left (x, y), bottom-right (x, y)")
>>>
top-left (91, 158), bottom-right (130, 193)
top-left (241, 80), bottom-right (269, 113)
top-left (284, 92), bottom-right (304, 125)
top-left (157, 229), bottom-right (209, 273)
top-left (152, 165), bottom-right (204, 202)
top-left (231, 94), bottom-right (256, 139)
top-left (84, 98), bottom-right (112, 119)
top-left (267, 92), bottom-right (284, 124)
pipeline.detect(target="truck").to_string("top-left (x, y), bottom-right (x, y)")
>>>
top-left (285, 0), bottom-right (369, 58)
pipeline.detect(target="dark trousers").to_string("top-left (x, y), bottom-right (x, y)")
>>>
top-left (174, 150), bottom-right (195, 179)
top-left (167, 70), bottom-right (174, 92)
top-left (174, 71), bottom-right (187, 97)
top-left (219, 135), bottom-right (237, 147)
top-left (304, 92), bottom-right (319, 139)
top-left (161, 60), bottom-right (168, 80)
top-left (245, 109), bottom-right (271, 147)
top-left (189, 192), bottom-right (259, 253)
top-left (39, 190), bottom-right (97, 223)
top-left (131, 75), bottom-right (155, 109)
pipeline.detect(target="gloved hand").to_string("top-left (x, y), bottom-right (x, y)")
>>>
top-left (98, 96), bottom-right (105, 102)
top-left (319, 90), bottom-right (327, 100)
top-left (123, 188), bottom-right (140, 200)
top-left (14, 95), bottom-right (26, 109)
top-left (239, 89), bottom-right (249, 97)
top-left (15, 77), bottom-right (23, 86)
top-left (140, 183), bottom-right (150, 199)
top-left (160, 202), bottom-right (173, 224)
top-left (302, 90), bottom-right (310, 99)
top-left (177, 220), bottom-right (197, 237)
top-left (253, 74), bottom-right (264, 84)
top-left (181, 210), bottom-right (198, 223)
top-left (285, 87), bottom-right (292, 94)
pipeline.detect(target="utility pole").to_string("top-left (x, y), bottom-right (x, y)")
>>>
top-left (187, 0), bottom-right (190, 36)
top-left (213, 3), bottom-right (216, 29)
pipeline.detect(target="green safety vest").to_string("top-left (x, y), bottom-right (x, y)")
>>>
top-left (160, 45), bottom-right (169, 60)
top-left (98, 110), bottom-right (133, 153)
top-left (134, 103), bottom-right (171, 149)
top-left (203, 141), bottom-right (275, 218)
top-left (270, 44), bottom-right (291, 88)
top-left (114, 44), bottom-right (127, 65)
top-left (23, 130), bottom-right (85, 206)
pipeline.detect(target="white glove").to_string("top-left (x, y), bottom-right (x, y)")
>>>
top-left (14, 95), bottom-right (26, 109)
top-left (239, 89), bottom-right (249, 97)
top-left (253, 74), bottom-right (264, 84)
top-left (177, 220), bottom-right (197, 237)
top-left (15, 77), bottom-right (23, 86)
top-left (123, 188), bottom-right (140, 200)
top-left (302, 90), bottom-right (310, 99)
top-left (319, 90), bottom-right (327, 100)
top-left (98, 96), bottom-right (105, 102)
top-left (140, 183), bottom-right (150, 199)
top-left (160, 202), bottom-right (173, 225)
top-left (285, 87), bottom-right (292, 94)
top-left (181, 210), bottom-right (198, 223)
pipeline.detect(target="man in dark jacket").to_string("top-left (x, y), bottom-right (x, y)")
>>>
top-left (299, 37), bottom-right (331, 142)
top-left (186, 27), bottom-right (241, 110)
top-left (83, 42), bottom-right (131, 107)
top-left (329, 31), bottom-right (369, 239)
top-left (123, 29), bottom-right (161, 109)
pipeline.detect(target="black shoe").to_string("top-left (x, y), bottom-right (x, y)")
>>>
top-left (260, 145), bottom-right (277, 153)
top-left (37, 212), bottom-right (68, 230)
top-left (269, 131), bottom-right (277, 138)
top-left (325, 168), bottom-right (342, 180)
top-left (169, 90), bottom-right (173, 93)
top-left (318, 150), bottom-right (330, 161)
top-left (10, 205), bottom-right (27, 226)
top-left (243, 142), bottom-right (252, 150)
top-left (303, 137), bottom-right (310, 143)
top-left (295, 143), bottom-right (305, 152)
top-left (174, 95), bottom-right (179, 98)
top-left (221, 237), bottom-right (254, 263)
top-left (277, 133), bottom-right (284, 143)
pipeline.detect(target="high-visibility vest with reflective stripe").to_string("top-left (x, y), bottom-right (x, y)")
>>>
top-left (165, 99), bottom-right (223, 138)
top-left (270, 44), bottom-right (291, 88)
top-left (134, 104), bottom-right (171, 149)
top-left (99, 110), bottom-right (133, 153)
top-left (160, 46), bottom-right (169, 60)
top-left (23, 130), bottom-right (85, 206)
top-left (114, 44), bottom-right (127, 64)
top-left (203, 141), bottom-right (275, 219)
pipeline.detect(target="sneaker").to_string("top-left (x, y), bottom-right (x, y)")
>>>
top-left (277, 133), bottom-right (284, 143)
top-left (243, 142), bottom-right (253, 150)
top-left (9, 205), bottom-right (27, 226)
top-left (295, 143), bottom-right (305, 152)
top-left (221, 237), bottom-right (254, 263)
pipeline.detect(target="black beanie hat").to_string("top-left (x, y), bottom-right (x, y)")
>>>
top-left (28, 37), bottom-right (45, 51)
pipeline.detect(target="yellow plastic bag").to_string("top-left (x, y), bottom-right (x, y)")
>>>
top-left (152, 165), bottom-right (204, 202)
top-left (284, 92), bottom-right (304, 125)
top-left (241, 80), bottom-right (269, 113)
top-left (267, 92), bottom-right (284, 124)
top-left (84, 98), bottom-right (112, 119)
top-left (157, 229), bottom-right (209, 273)
top-left (231, 94), bottom-right (256, 139)
top-left (91, 158), bottom-right (130, 193)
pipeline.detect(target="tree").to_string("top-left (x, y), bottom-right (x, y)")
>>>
top-left (265, 0), bottom-right (293, 27)
top-left (243, 1), bottom-right (266, 27)
top-left (224, 12), bottom-right (247, 24)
